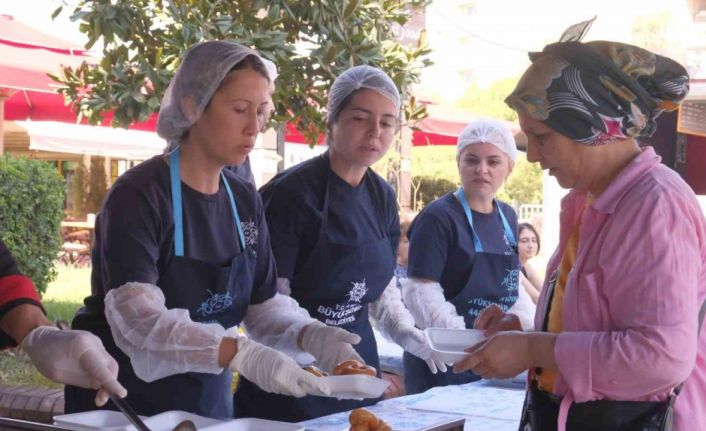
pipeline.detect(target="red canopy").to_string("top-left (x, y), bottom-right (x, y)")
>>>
top-left (0, 15), bottom-right (88, 122)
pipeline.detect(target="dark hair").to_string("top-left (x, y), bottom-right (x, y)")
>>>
top-left (326, 91), bottom-right (356, 127)
top-left (518, 222), bottom-right (540, 255)
top-left (220, 54), bottom-right (271, 88)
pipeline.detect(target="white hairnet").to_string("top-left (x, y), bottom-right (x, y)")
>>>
top-left (157, 40), bottom-right (275, 145)
top-left (326, 65), bottom-right (401, 123)
top-left (457, 118), bottom-right (518, 162)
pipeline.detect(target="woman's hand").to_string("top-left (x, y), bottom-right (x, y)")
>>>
top-left (454, 331), bottom-right (557, 379)
top-left (473, 304), bottom-right (522, 334)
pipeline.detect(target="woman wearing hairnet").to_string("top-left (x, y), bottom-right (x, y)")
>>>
top-left (234, 65), bottom-right (444, 421)
top-left (400, 119), bottom-right (534, 394)
top-left (456, 39), bottom-right (706, 431)
top-left (64, 40), bottom-right (363, 418)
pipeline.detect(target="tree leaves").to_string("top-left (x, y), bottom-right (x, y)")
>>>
top-left (52, 0), bottom-right (432, 145)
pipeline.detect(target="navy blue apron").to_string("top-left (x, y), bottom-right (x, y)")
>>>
top-left (66, 149), bottom-right (255, 419)
top-left (235, 169), bottom-right (395, 422)
top-left (404, 188), bottom-right (520, 395)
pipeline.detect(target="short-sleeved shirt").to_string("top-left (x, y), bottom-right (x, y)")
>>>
top-left (0, 239), bottom-right (42, 348)
top-left (76, 156), bottom-right (277, 325)
top-left (407, 193), bottom-right (518, 299)
top-left (259, 152), bottom-right (399, 281)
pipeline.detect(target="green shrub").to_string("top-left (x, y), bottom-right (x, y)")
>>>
top-left (0, 155), bottom-right (65, 296)
top-left (412, 175), bottom-right (458, 210)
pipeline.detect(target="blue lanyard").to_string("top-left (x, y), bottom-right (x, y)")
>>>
top-left (454, 187), bottom-right (517, 253)
top-left (169, 149), bottom-right (246, 256)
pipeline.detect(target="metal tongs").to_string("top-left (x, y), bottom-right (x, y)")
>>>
top-left (108, 394), bottom-right (197, 431)
top-left (109, 394), bottom-right (152, 431)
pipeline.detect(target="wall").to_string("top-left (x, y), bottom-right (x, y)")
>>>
top-left (686, 134), bottom-right (706, 194)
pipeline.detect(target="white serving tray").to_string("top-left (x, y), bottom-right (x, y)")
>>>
top-left (54, 410), bottom-right (220, 431)
top-left (310, 374), bottom-right (389, 400)
top-left (205, 418), bottom-right (304, 431)
top-left (424, 328), bottom-right (487, 364)
top-left (54, 410), bottom-right (141, 431)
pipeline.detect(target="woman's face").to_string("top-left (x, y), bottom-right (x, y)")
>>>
top-left (457, 142), bottom-right (512, 200)
top-left (188, 68), bottom-right (272, 166)
top-left (518, 228), bottom-right (538, 261)
top-left (518, 112), bottom-right (591, 190)
top-left (329, 89), bottom-right (398, 169)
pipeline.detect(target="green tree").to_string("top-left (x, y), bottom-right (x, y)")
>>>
top-left (52, 0), bottom-right (432, 144)
top-left (0, 156), bottom-right (65, 296)
top-left (455, 77), bottom-right (519, 121)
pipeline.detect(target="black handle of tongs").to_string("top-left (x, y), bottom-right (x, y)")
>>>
top-left (109, 393), bottom-right (152, 431)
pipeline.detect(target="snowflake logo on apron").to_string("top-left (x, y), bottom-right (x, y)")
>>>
top-left (346, 279), bottom-right (367, 303)
top-left (241, 220), bottom-right (258, 247)
top-left (197, 290), bottom-right (234, 316)
top-left (501, 267), bottom-right (519, 290)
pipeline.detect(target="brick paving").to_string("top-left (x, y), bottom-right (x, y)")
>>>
top-left (0, 384), bottom-right (64, 423)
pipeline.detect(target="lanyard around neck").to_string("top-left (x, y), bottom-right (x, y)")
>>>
top-left (169, 149), bottom-right (246, 256)
top-left (454, 187), bottom-right (516, 253)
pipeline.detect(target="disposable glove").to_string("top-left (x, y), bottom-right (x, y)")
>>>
top-left (241, 292), bottom-right (316, 365)
top-left (371, 277), bottom-right (446, 373)
top-left (230, 336), bottom-right (331, 397)
top-left (299, 321), bottom-right (363, 374)
top-left (22, 326), bottom-right (127, 406)
top-left (389, 323), bottom-right (446, 374)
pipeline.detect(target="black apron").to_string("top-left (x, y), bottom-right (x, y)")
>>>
top-left (516, 273), bottom-right (706, 430)
top-left (235, 169), bottom-right (395, 422)
top-left (66, 149), bottom-right (255, 419)
top-left (404, 188), bottom-right (520, 395)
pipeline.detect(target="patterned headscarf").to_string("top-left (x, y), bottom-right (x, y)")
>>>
top-left (505, 41), bottom-right (690, 146)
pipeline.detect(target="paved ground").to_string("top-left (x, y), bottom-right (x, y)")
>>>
top-left (0, 384), bottom-right (64, 423)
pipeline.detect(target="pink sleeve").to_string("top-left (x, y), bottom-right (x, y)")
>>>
top-left (554, 190), bottom-right (702, 402)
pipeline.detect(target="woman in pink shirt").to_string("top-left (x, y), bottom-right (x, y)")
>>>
top-left (455, 31), bottom-right (706, 431)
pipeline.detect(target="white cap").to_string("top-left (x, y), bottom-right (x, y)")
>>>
top-left (157, 40), bottom-right (273, 145)
top-left (457, 118), bottom-right (518, 162)
top-left (326, 65), bottom-right (401, 124)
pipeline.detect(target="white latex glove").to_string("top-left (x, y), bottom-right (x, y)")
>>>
top-left (299, 321), bottom-right (363, 373)
top-left (391, 323), bottom-right (447, 374)
top-left (22, 326), bottom-right (127, 406)
top-left (370, 277), bottom-right (446, 373)
top-left (241, 292), bottom-right (316, 365)
top-left (230, 337), bottom-right (331, 397)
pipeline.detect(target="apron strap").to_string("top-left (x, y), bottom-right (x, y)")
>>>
top-left (169, 149), bottom-right (185, 257)
top-left (221, 172), bottom-right (246, 251)
top-left (454, 187), bottom-right (517, 252)
top-left (169, 149), bottom-right (246, 256)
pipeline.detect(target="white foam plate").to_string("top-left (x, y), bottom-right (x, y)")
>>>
top-left (54, 410), bottom-right (222, 431)
top-left (144, 411), bottom-right (223, 430)
top-left (205, 418), bottom-right (304, 431)
top-left (311, 374), bottom-right (389, 400)
top-left (425, 328), bottom-right (487, 364)
top-left (54, 410), bottom-right (146, 431)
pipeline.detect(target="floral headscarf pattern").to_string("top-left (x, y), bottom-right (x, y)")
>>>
top-left (505, 41), bottom-right (690, 146)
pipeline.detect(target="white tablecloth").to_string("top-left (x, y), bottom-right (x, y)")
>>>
top-left (299, 380), bottom-right (526, 431)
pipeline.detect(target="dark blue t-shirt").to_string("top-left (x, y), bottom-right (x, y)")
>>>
top-left (77, 155), bottom-right (277, 323)
top-left (259, 152), bottom-right (399, 281)
top-left (407, 193), bottom-right (517, 300)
